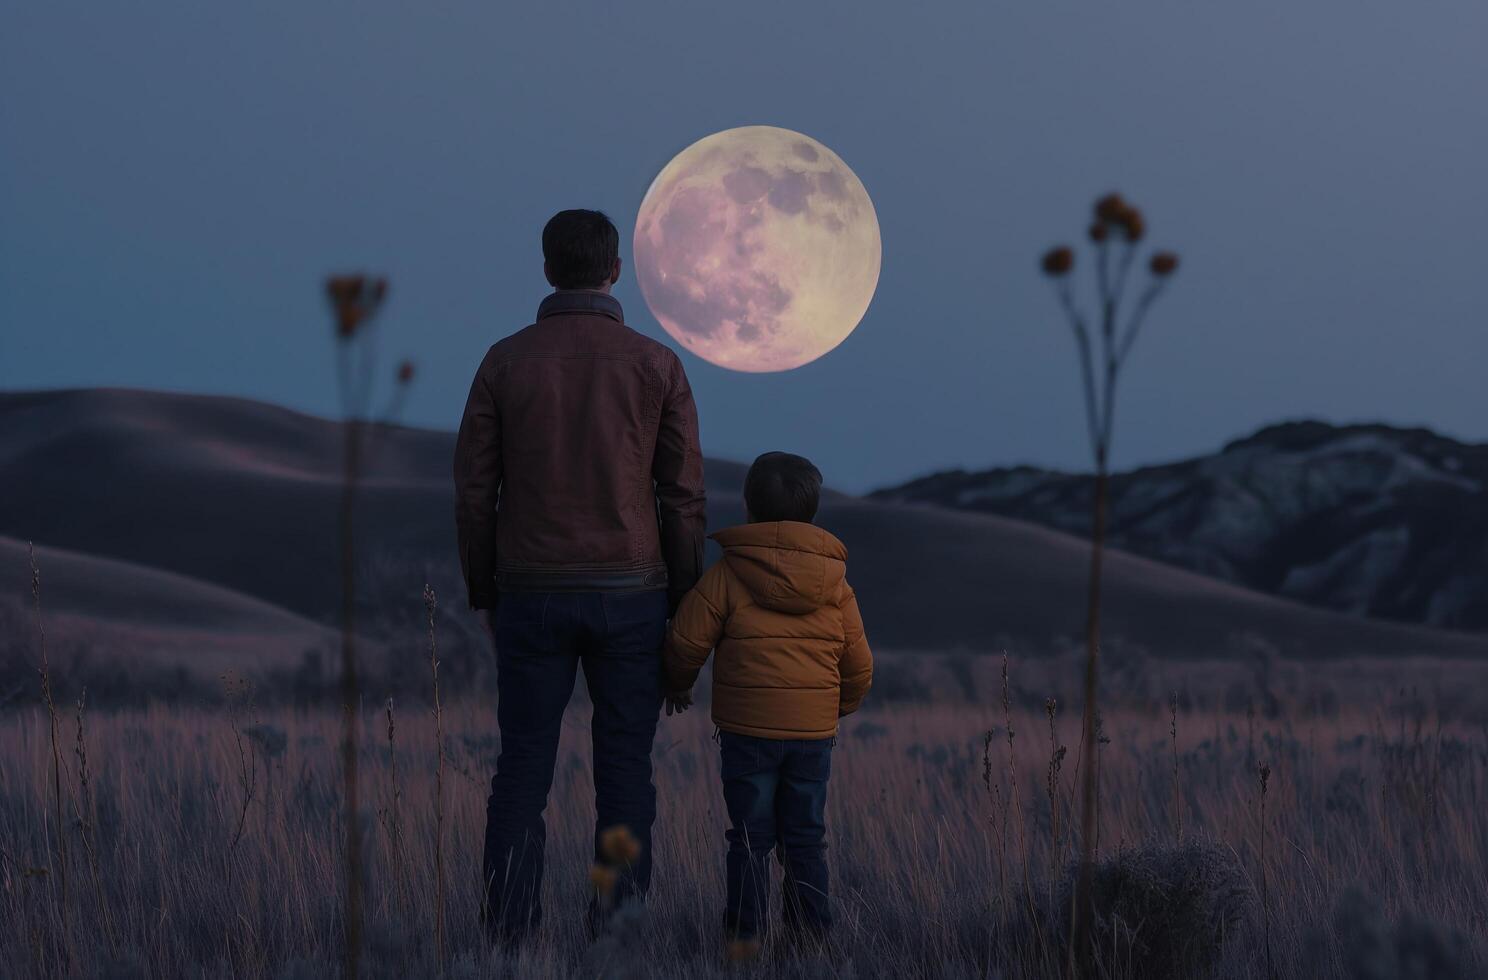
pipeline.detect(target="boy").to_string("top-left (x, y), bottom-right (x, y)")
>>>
top-left (662, 451), bottom-right (873, 949)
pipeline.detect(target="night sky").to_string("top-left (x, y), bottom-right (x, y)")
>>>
top-left (4, 2), bottom-right (1485, 491)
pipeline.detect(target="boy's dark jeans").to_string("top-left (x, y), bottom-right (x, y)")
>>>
top-left (482, 590), bottom-right (667, 943)
top-left (719, 731), bottom-right (834, 942)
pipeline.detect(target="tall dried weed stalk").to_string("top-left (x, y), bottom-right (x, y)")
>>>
top-left (1045, 697), bottom-right (1066, 898)
top-left (1038, 193), bottom-right (1181, 976)
top-left (324, 273), bottom-right (414, 978)
top-left (425, 583), bottom-right (447, 971)
top-left (1170, 691), bottom-right (1183, 844)
top-left (225, 675), bottom-right (257, 853)
top-left (29, 543), bottom-right (69, 949)
top-left (72, 688), bottom-right (113, 949)
top-left (1001, 654), bottom-right (1043, 954)
top-left (384, 697), bottom-right (404, 902)
top-left (1258, 761), bottom-right (1274, 979)
top-left (982, 730), bottom-right (1009, 915)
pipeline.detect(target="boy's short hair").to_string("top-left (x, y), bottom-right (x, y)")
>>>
top-left (542, 209), bottom-right (620, 289)
top-left (744, 452), bottom-right (823, 524)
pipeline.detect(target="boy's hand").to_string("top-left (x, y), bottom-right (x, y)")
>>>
top-left (664, 690), bottom-right (693, 716)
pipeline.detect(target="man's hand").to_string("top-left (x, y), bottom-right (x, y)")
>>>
top-left (664, 690), bottom-right (693, 716)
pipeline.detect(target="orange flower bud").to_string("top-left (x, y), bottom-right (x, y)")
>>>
top-left (397, 360), bottom-right (415, 384)
top-left (1088, 222), bottom-right (1108, 243)
top-left (1041, 246), bottom-right (1074, 276)
top-left (1150, 252), bottom-right (1179, 276)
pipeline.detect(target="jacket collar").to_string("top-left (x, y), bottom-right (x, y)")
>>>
top-left (710, 522), bottom-right (848, 561)
top-left (537, 289), bottom-right (624, 323)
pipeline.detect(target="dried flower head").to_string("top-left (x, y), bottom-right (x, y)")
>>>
top-left (1041, 246), bottom-right (1074, 277)
top-left (1258, 763), bottom-right (1272, 793)
top-left (589, 864), bottom-right (617, 897)
top-left (1094, 192), bottom-right (1128, 224)
top-left (1045, 697), bottom-right (1057, 718)
top-left (324, 274), bottom-right (389, 339)
top-left (1088, 222), bottom-right (1109, 243)
top-left (599, 824), bottom-right (642, 865)
top-left (1150, 252), bottom-right (1179, 277)
top-left (1118, 207), bottom-right (1146, 242)
top-left (325, 275), bottom-right (360, 305)
top-left (396, 360), bottom-right (415, 384)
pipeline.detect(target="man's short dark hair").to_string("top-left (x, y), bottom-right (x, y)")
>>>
top-left (542, 209), bottom-right (620, 289)
top-left (744, 452), bottom-right (823, 524)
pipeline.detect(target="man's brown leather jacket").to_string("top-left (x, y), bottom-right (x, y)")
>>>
top-left (454, 290), bottom-right (707, 613)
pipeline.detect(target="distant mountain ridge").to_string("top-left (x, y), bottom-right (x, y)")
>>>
top-left (871, 420), bottom-right (1488, 630)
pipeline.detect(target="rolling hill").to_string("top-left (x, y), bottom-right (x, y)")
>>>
top-left (1, 389), bottom-right (1482, 689)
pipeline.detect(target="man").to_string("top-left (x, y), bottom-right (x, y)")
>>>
top-left (454, 209), bottom-right (707, 942)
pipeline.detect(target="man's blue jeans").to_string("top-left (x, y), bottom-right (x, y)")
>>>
top-left (482, 590), bottom-right (667, 941)
top-left (719, 731), bottom-right (834, 942)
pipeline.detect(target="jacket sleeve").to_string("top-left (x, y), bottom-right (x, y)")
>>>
top-left (453, 349), bottom-right (501, 610)
top-left (653, 351), bottom-right (707, 615)
top-left (661, 564), bottom-right (729, 694)
top-left (837, 582), bottom-right (873, 716)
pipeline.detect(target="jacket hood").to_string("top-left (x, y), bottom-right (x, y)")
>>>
top-left (710, 522), bottom-right (847, 615)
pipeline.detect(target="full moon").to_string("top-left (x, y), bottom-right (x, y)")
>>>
top-left (634, 126), bottom-right (881, 373)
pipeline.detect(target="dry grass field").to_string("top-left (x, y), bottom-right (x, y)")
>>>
top-left (2, 652), bottom-right (1484, 979)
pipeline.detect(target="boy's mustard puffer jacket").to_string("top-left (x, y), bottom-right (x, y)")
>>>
top-left (662, 521), bottom-right (873, 739)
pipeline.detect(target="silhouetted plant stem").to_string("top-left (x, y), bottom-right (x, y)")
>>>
top-left (1170, 691), bottom-right (1183, 844)
top-left (339, 415), bottom-right (364, 980)
top-left (1044, 698), bottom-right (1064, 903)
top-left (426, 584), bottom-right (447, 973)
top-left (1259, 762), bottom-right (1273, 980)
top-left (29, 543), bottom-right (70, 962)
top-left (1093, 709), bottom-right (1105, 859)
top-left (324, 273), bottom-right (392, 980)
top-left (72, 688), bottom-right (114, 951)
top-left (384, 697), bottom-right (404, 911)
top-left (1000, 655), bottom-right (1043, 955)
top-left (227, 678), bottom-right (258, 853)
top-left (981, 730), bottom-right (1008, 917)
top-left (1040, 194), bottom-right (1179, 978)
top-left (1072, 466), bottom-right (1107, 973)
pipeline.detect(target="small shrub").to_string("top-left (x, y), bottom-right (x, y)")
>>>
top-left (1056, 836), bottom-right (1253, 979)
